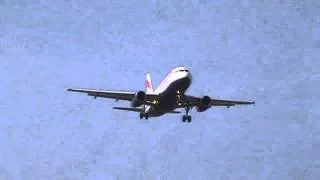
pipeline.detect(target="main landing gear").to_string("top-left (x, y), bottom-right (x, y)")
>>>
top-left (177, 93), bottom-right (192, 123)
top-left (182, 106), bottom-right (192, 123)
top-left (139, 112), bottom-right (149, 120)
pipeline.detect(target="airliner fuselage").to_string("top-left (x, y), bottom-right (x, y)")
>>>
top-left (145, 67), bottom-right (192, 117)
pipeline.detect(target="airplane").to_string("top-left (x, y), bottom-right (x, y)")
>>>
top-left (66, 66), bottom-right (255, 123)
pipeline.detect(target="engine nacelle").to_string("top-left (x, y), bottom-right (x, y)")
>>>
top-left (196, 96), bottom-right (211, 112)
top-left (131, 91), bottom-right (146, 107)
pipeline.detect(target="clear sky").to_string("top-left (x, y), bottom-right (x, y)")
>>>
top-left (1, 0), bottom-right (319, 179)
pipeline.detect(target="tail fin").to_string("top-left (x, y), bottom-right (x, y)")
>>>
top-left (145, 72), bottom-right (153, 93)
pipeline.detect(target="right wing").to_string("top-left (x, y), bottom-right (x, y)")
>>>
top-left (179, 95), bottom-right (255, 108)
top-left (66, 88), bottom-right (159, 106)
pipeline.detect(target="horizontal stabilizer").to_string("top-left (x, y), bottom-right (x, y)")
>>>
top-left (113, 107), bottom-right (181, 114)
top-left (168, 110), bottom-right (181, 114)
top-left (113, 107), bottom-right (143, 112)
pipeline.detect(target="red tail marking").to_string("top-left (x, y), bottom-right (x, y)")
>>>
top-left (146, 81), bottom-right (151, 88)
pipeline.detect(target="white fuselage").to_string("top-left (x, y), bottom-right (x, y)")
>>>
top-left (145, 66), bottom-right (192, 117)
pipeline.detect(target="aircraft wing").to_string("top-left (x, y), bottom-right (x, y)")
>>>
top-left (66, 88), bottom-right (159, 105)
top-left (180, 95), bottom-right (255, 108)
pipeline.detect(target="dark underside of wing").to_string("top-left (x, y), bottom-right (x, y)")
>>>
top-left (179, 95), bottom-right (255, 108)
top-left (67, 88), bottom-right (135, 100)
top-left (211, 98), bottom-right (255, 106)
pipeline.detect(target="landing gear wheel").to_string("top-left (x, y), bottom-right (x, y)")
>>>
top-left (182, 115), bottom-right (192, 123)
top-left (140, 113), bottom-right (149, 120)
top-left (181, 105), bottom-right (192, 123)
top-left (187, 115), bottom-right (192, 123)
top-left (182, 115), bottom-right (186, 122)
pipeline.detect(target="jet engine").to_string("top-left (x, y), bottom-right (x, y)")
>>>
top-left (131, 91), bottom-right (146, 107)
top-left (196, 96), bottom-right (211, 112)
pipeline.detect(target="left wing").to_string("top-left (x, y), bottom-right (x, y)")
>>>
top-left (180, 95), bottom-right (255, 108)
top-left (66, 88), bottom-right (159, 106)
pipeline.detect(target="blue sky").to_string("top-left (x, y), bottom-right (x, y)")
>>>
top-left (1, 0), bottom-right (319, 179)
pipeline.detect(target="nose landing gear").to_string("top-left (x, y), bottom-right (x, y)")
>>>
top-left (139, 112), bottom-right (149, 120)
top-left (177, 94), bottom-right (192, 123)
top-left (140, 105), bottom-right (149, 120)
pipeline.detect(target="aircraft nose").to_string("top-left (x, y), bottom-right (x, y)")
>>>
top-left (188, 72), bottom-right (192, 80)
top-left (185, 72), bottom-right (192, 80)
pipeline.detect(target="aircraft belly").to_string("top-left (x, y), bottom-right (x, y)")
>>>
top-left (147, 77), bottom-right (191, 117)
top-left (158, 77), bottom-right (191, 110)
top-left (148, 110), bottom-right (165, 117)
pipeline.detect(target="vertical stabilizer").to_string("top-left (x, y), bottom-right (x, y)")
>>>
top-left (145, 72), bottom-right (153, 93)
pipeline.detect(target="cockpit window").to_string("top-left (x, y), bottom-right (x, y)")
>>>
top-left (174, 69), bottom-right (189, 73)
